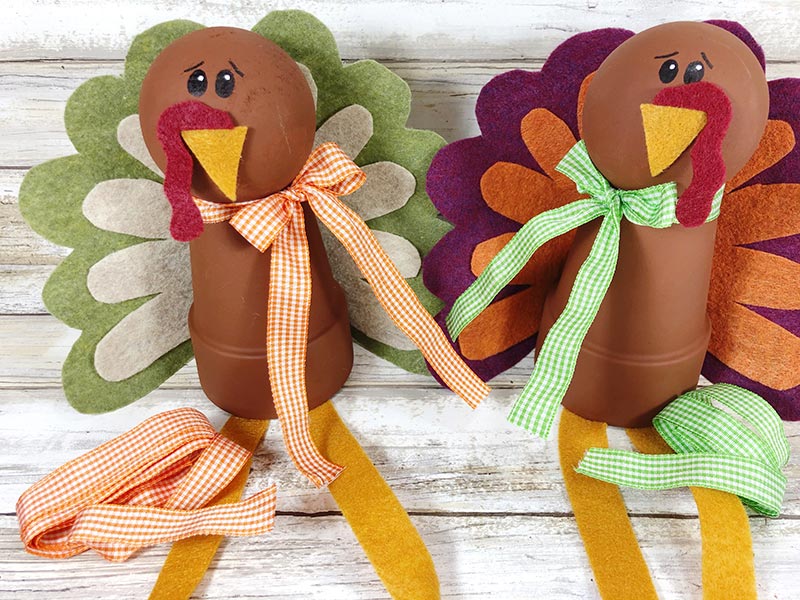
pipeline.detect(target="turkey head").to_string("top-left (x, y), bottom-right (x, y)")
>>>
top-left (582, 21), bottom-right (769, 226)
top-left (138, 26), bottom-right (317, 241)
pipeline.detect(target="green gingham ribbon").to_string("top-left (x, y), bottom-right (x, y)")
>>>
top-left (576, 383), bottom-right (790, 517)
top-left (446, 140), bottom-right (724, 438)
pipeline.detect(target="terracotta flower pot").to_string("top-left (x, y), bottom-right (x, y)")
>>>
top-left (187, 211), bottom-right (353, 420)
top-left (538, 21), bottom-right (769, 428)
top-left (538, 219), bottom-right (717, 427)
top-left (138, 27), bottom-right (354, 419)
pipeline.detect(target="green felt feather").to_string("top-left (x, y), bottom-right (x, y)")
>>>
top-left (19, 11), bottom-right (446, 414)
top-left (19, 21), bottom-right (201, 412)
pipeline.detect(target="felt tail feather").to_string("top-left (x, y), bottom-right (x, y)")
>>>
top-left (148, 416), bottom-right (270, 600)
top-left (626, 427), bottom-right (757, 600)
top-left (558, 409), bottom-right (658, 600)
top-left (309, 401), bottom-right (441, 600)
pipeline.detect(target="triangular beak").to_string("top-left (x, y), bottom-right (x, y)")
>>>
top-left (181, 126), bottom-right (248, 201)
top-left (640, 104), bottom-right (707, 177)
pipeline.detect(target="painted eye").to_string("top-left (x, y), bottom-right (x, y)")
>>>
top-left (684, 61), bottom-right (705, 84)
top-left (215, 70), bottom-right (235, 98)
top-left (187, 69), bottom-right (207, 97)
top-left (658, 59), bottom-right (679, 84)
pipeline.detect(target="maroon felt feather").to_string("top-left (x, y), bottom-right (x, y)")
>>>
top-left (653, 82), bottom-right (732, 227)
top-left (157, 101), bottom-right (236, 242)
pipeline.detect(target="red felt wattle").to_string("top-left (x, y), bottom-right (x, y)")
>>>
top-left (652, 82), bottom-right (733, 227)
top-left (156, 101), bottom-right (237, 242)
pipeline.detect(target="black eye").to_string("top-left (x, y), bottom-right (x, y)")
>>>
top-left (187, 69), bottom-right (207, 97)
top-left (215, 70), bottom-right (235, 98)
top-left (658, 59), bottom-right (679, 84)
top-left (684, 61), bottom-right (705, 84)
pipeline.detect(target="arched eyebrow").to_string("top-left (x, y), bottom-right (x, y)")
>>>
top-left (183, 61), bottom-right (204, 72)
top-left (228, 60), bottom-right (245, 77)
top-left (701, 52), bottom-right (714, 69)
top-left (654, 51), bottom-right (679, 59)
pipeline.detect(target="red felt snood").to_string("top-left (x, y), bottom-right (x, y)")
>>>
top-left (157, 101), bottom-right (236, 242)
top-left (651, 81), bottom-right (733, 227)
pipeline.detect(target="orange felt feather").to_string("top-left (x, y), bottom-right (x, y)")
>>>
top-left (726, 120), bottom-right (795, 191)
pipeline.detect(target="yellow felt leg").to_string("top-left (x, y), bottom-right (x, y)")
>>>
top-left (309, 401), bottom-right (440, 600)
top-left (627, 427), bottom-right (757, 600)
top-left (148, 416), bottom-right (269, 600)
top-left (559, 409), bottom-right (658, 600)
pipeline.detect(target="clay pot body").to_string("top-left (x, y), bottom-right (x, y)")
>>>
top-left (537, 218), bottom-right (717, 427)
top-left (188, 205), bottom-right (353, 420)
top-left (549, 22), bottom-right (770, 427)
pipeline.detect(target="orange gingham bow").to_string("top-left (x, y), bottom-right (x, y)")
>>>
top-left (16, 408), bottom-right (276, 561)
top-left (195, 142), bottom-right (490, 488)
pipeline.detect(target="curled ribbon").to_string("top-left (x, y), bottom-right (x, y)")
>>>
top-left (195, 142), bottom-right (489, 488)
top-left (447, 140), bottom-right (723, 438)
top-left (16, 408), bottom-right (277, 561)
top-left (577, 383), bottom-right (790, 517)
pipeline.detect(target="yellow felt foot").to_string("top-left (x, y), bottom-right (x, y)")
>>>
top-left (627, 427), bottom-right (757, 600)
top-left (559, 409), bottom-right (658, 600)
top-left (309, 401), bottom-right (440, 600)
top-left (148, 416), bottom-right (269, 600)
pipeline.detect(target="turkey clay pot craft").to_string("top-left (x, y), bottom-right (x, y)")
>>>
top-left (19, 11), bottom-right (488, 600)
top-left (426, 21), bottom-right (795, 599)
top-left (138, 28), bottom-right (352, 421)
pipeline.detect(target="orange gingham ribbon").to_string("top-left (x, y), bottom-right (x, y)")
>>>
top-left (195, 142), bottom-right (490, 488)
top-left (16, 408), bottom-right (276, 561)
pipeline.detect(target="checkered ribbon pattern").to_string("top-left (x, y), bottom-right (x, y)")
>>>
top-left (447, 140), bottom-right (724, 439)
top-left (16, 408), bottom-right (277, 561)
top-left (196, 142), bottom-right (489, 488)
top-left (576, 384), bottom-right (790, 517)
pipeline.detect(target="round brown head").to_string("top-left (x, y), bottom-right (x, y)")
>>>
top-left (581, 21), bottom-right (769, 225)
top-left (139, 27), bottom-right (316, 238)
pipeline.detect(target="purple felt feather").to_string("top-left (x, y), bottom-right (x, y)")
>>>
top-left (425, 22), bottom-right (800, 419)
top-left (699, 53), bottom-right (800, 419)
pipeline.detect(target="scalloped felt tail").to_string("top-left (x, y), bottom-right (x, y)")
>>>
top-left (148, 416), bottom-right (269, 600)
top-left (558, 409), bottom-right (659, 600)
top-left (310, 401), bottom-right (440, 600)
top-left (626, 427), bottom-right (757, 600)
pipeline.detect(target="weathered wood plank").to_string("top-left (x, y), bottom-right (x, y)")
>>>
top-left (0, 265), bottom-right (51, 314)
top-left (1, 60), bottom-right (800, 170)
top-left (3, 0), bottom-right (800, 62)
top-left (1, 378), bottom-right (797, 517)
top-left (0, 313), bottom-right (709, 390)
top-left (2, 59), bottom-right (800, 313)
top-left (0, 513), bottom-right (797, 599)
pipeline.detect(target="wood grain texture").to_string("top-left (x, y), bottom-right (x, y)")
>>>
top-left (2, 2), bottom-right (799, 598)
top-left (3, 1), bottom-right (800, 62)
top-left (1, 514), bottom-right (798, 600)
top-left (1, 386), bottom-right (798, 599)
top-left (2, 61), bottom-right (800, 170)
top-left (2, 59), bottom-right (800, 315)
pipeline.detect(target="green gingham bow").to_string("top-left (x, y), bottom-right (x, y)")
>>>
top-left (447, 140), bottom-right (724, 438)
top-left (576, 384), bottom-right (790, 517)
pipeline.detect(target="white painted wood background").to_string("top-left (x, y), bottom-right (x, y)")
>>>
top-left (1, 1), bottom-right (799, 598)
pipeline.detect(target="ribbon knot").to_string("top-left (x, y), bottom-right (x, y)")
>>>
top-left (600, 189), bottom-right (624, 222)
top-left (576, 384), bottom-right (790, 517)
top-left (16, 408), bottom-right (277, 561)
top-left (196, 142), bottom-right (489, 489)
top-left (447, 140), bottom-right (723, 438)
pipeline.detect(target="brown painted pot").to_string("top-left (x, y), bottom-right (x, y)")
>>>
top-left (188, 206), bottom-right (353, 420)
top-left (544, 21), bottom-right (770, 427)
top-left (137, 27), bottom-right (354, 420)
top-left (537, 219), bottom-right (717, 428)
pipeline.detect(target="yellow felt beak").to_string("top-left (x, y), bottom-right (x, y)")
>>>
top-left (640, 104), bottom-right (707, 177)
top-left (181, 126), bottom-right (248, 201)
